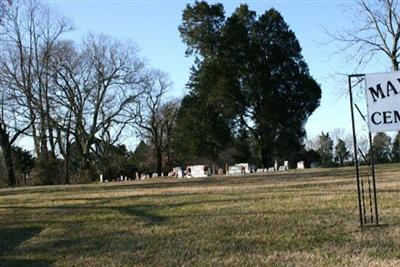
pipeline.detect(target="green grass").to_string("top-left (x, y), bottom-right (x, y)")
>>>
top-left (1, 165), bottom-right (400, 266)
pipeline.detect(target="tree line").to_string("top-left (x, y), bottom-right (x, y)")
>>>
top-left (0, 1), bottom-right (323, 186)
top-left (0, 0), bottom-right (180, 185)
top-left (307, 131), bottom-right (400, 168)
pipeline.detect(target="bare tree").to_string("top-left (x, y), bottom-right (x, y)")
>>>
top-left (328, 0), bottom-right (400, 71)
top-left (135, 70), bottom-right (173, 176)
top-left (0, 0), bottom-right (11, 24)
top-left (161, 99), bottom-right (180, 171)
top-left (50, 35), bottom-right (146, 179)
top-left (0, 0), bottom-right (72, 160)
top-left (0, 80), bottom-right (34, 186)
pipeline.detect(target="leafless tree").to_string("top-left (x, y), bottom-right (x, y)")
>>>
top-left (50, 35), bottom-right (146, 179)
top-left (0, 0), bottom-right (167, 184)
top-left (0, 79), bottom-right (34, 185)
top-left (328, 0), bottom-right (400, 71)
top-left (0, 0), bottom-right (72, 159)
top-left (135, 70), bottom-right (173, 176)
top-left (161, 99), bottom-right (180, 171)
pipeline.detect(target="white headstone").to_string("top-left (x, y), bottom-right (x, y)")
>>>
top-left (100, 174), bottom-right (103, 183)
top-left (188, 165), bottom-right (207, 178)
top-left (228, 165), bottom-right (241, 175)
top-left (173, 167), bottom-right (183, 178)
top-left (274, 160), bottom-right (278, 171)
top-left (284, 161), bottom-right (289, 171)
top-left (297, 161), bottom-right (305, 170)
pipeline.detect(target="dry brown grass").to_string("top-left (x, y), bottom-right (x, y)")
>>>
top-left (0, 165), bottom-right (400, 266)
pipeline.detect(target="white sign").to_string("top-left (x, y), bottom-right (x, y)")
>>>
top-left (365, 71), bottom-right (400, 132)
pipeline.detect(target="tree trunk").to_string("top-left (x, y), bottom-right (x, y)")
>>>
top-left (4, 145), bottom-right (16, 186)
top-left (0, 131), bottom-right (16, 186)
top-left (156, 147), bottom-right (162, 177)
top-left (392, 59), bottom-right (399, 71)
top-left (260, 143), bottom-right (273, 169)
top-left (64, 139), bottom-right (70, 184)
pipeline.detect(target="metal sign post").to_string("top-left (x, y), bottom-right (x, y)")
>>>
top-left (348, 74), bottom-right (380, 228)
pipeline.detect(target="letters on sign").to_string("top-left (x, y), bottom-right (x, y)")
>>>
top-left (365, 71), bottom-right (400, 132)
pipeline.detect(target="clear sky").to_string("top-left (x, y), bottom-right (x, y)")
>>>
top-left (42, 0), bottom-right (394, 148)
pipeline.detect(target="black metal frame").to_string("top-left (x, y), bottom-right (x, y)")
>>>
top-left (348, 74), bottom-right (379, 228)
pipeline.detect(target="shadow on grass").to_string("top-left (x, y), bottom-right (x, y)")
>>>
top-left (116, 207), bottom-right (166, 224)
top-left (0, 259), bottom-right (53, 267)
top-left (0, 227), bottom-right (43, 254)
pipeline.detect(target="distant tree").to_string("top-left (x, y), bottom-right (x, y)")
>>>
top-left (130, 141), bottom-right (153, 174)
top-left (12, 146), bottom-right (35, 184)
top-left (317, 132), bottom-right (334, 168)
top-left (161, 99), bottom-right (180, 172)
top-left (12, 146), bottom-right (34, 175)
top-left (97, 144), bottom-right (133, 180)
top-left (392, 133), bottom-right (400, 163)
top-left (303, 149), bottom-right (320, 168)
top-left (335, 139), bottom-right (350, 167)
top-left (344, 134), bottom-right (355, 163)
top-left (135, 70), bottom-right (173, 176)
top-left (372, 132), bottom-right (392, 164)
top-left (174, 93), bottom-right (231, 171)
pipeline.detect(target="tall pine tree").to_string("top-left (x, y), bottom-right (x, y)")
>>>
top-left (178, 2), bottom-right (321, 167)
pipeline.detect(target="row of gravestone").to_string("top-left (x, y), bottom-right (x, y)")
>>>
top-left (99, 160), bottom-right (306, 182)
top-left (254, 160), bottom-right (305, 173)
top-left (254, 161), bottom-right (289, 173)
top-left (99, 172), bottom-right (165, 183)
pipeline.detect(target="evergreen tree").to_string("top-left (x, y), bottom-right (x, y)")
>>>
top-left (372, 133), bottom-right (392, 164)
top-left (335, 139), bottom-right (349, 167)
top-left (317, 132), bottom-right (334, 168)
top-left (392, 133), bottom-right (400, 163)
top-left (178, 2), bottom-right (321, 167)
top-left (174, 94), bottom-right (231, 168)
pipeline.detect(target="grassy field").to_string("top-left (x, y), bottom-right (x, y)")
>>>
top-left (1, 165), bottom-right (400, 266)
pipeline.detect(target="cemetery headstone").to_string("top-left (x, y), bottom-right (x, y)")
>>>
top-left (228, 165), bottom-right (242, 175)
top-left (284, 161), bottom-right (289, 171)
top-left (297, 161), bottom-right (305, 170)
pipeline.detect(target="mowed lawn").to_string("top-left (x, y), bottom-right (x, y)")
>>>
top-left (1, 166), bottom-right (400, 266)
